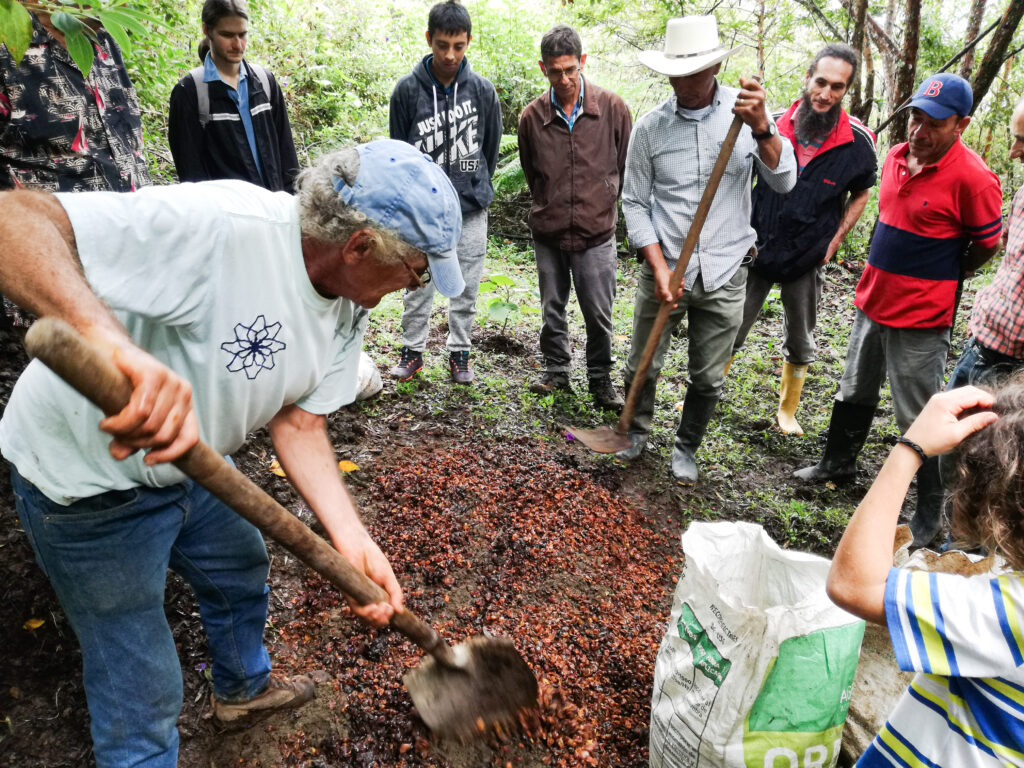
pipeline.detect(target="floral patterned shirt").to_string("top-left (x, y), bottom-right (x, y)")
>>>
top-left (0, 14), bottom-right (150, 192)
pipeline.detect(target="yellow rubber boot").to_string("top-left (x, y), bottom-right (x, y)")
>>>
top-left (776, 362), bottom-right (807, 436)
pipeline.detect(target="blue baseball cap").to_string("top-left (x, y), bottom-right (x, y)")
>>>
top-left (333, 139), bottom-right (464, 298)
top-left (905, 73), bottom-right (973, 120)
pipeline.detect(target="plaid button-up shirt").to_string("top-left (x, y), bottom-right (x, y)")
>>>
top-left (622, 83), bottom-right (796, 291)
top-left (971, 186), bottom-right (1024, 357)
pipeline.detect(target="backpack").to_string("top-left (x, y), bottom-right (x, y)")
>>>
top-left (189, 63), bottom-right (271, 128)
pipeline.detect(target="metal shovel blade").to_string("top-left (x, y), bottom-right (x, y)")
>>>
top-left (565, 424), bottom-right (632, 454)
top-left (404, 636), bottom-right (538, 740)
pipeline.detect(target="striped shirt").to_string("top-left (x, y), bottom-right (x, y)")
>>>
top-left (550, 75), bottom-right (585, 131)
top-left (622, 85), bottom-right (797, 292)
top-left (856, 139), bottom-right (1002, 329)
top-left (971, 186), bottom-right (1024, 358)
top-left (857, 567), bottom-right (1024, 767)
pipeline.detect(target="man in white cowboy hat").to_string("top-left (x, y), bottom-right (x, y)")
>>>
top-left (618, 14), bottom-right (796, 483)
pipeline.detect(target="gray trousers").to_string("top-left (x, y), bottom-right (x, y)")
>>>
top-left (534, 236), bottom-right (617, 379)
top-left (626, 263), bottom-right (746, 435)
top-left (837, 309), bottom-right (950, 431)
top-left (401, 209), bottom-right (488, 353)
top-left (732, 266), bottom-right (825, 365)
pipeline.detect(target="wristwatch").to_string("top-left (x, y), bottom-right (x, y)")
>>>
top-left (751, 122), bottom-right (777, 141)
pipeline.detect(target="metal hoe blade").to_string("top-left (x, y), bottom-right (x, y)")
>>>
top-left (404, 636), bottom-right (538, 741)
top-left (565, 425), bottom-right (632, 454)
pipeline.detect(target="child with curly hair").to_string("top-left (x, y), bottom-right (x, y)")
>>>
top-left (827, 379), bottom-right (1024, 766)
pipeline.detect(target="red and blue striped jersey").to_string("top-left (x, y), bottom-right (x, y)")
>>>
top-left (855, 139), bottom-right (1002, 329)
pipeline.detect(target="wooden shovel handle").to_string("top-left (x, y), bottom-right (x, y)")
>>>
top-left (24, 318), bottom-right (456, 666)
top-left (616, 114), bottom-right (745, 434)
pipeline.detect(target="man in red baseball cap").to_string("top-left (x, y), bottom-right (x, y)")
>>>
top-left (795, 72), bottom-right (1003, 548)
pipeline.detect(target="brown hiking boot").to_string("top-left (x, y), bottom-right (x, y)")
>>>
top-left (212, 673), bottom-right (316, 726)
top-left (588, 376), bottom-right (624, 412)
top-left (529, 372), bottom-right (571, 395)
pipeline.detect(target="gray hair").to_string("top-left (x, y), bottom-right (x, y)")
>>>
top-left (295, 149), bottom-right (409, 266)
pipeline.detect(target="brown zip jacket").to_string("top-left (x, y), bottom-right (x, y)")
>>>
top-left (517, 78), bottom-right (632, 251)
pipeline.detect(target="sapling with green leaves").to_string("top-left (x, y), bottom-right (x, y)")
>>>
top-left (477, 273), bottom-right (538, 335)
top-left (0, 0), bottom-right (159, 76)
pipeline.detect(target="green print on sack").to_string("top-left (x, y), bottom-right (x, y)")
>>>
top-left (677, 603), bottom-right (732, 687)
top-left (742, 623), bottom-right (865, 768)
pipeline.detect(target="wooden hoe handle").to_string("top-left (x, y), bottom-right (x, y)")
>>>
top-left (24, 318), bottom-right (455, 664)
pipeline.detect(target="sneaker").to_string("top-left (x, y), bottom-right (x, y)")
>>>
top-left (529, 372), bottom-right (571, 395)
top-left (390, 347), bottom-right (423, 380)
top-left (449, 351), bottom-right (474, 384)
top-left (212, 673), bottom-right (316, 726)
top-left (588, 376), bottom-right (624, 412)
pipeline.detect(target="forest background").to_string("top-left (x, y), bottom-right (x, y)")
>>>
top-left (8, 0), bottom-right (1022, 233)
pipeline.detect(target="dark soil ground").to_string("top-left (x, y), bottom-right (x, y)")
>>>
top-left (0, 246), bottom-right (981, 767)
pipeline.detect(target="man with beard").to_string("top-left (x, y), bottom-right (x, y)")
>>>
top-left (794, 73), bottom-right (1003, 548)
top-left (730, 44), bottom-right (877, 436)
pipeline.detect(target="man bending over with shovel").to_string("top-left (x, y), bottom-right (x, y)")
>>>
top-left (0, 139), bottom-right (463, 768)
top-left (617, 15), bottom-right (796, 482)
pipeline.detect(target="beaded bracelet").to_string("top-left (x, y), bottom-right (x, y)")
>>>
top-left (895, 435), bottom-right (928, 464)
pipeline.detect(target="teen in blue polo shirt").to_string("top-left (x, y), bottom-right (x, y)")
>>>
top-left (795, 73), bottom-right (1002, 548)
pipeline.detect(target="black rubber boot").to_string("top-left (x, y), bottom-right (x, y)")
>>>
top-left (670, 390), bottom-right (719, 484)
top-left (909, 457), bottom-right (945, 548)
top-left (792, 400), bottom-right (876, 482)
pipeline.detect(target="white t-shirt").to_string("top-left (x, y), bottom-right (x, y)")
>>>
top-left (857, 567), bottom-right (1024, 767)
top-left (0, 180), bottom-right (368, 504)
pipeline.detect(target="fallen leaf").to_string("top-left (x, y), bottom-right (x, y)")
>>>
top-left (268, 458), bottom-right (286, 478)
top-left (22, 618), bottom-right (44, 631)
top-left (338, 460), bottom-right (359, 473)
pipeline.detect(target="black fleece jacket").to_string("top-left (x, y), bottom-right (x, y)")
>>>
top-left (168, 60), bottom-right (299, 193)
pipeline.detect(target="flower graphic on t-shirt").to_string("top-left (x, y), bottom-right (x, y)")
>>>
top-left (221, 315), bottom-right (287, 380)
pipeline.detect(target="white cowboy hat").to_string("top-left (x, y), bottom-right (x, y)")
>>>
top-left (638, 16), bottom-right (741, 77)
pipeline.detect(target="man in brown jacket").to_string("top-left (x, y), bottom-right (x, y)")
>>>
top-left (517, 24), bottom-right (632, 410)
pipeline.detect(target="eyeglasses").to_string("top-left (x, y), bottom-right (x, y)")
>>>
top-left (402, 257), bottom-right (431, 289)
top-left (544, 64), bottom-right (580, 81)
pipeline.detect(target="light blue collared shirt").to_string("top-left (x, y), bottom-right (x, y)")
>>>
top-left (203, 53), bottom-right (264, 185)
top-left (550, 75), bottom-right (585, 132)
top-left (622, 83), bottom-right (796, 291)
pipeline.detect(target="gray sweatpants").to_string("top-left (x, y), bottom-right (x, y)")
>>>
top-left (534, 236), bottom-right (618, 379)
top-left (836, 309), bottom-right (950, 431)
top-left (401, 209), bottom-right (488, 353)
top-left (732, 266), bottom-right (825, 365)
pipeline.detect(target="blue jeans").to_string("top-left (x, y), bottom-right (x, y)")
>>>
top-left (12, 468), bottom-right (271, 768)
top-left (941, 339), bottom-right (1024, 489)
top-left (947, 337), bottom-right (1024, 391)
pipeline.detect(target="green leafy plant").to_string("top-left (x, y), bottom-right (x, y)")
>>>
top-left (1, 0), bottom-right (159, 77)
top-left (478, 273), bottom-right (539, 334)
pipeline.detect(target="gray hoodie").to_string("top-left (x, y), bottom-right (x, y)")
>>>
top-left (389, 55), bottom-right (502, 214)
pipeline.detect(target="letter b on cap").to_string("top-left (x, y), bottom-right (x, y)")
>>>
top-left (924, 80), bottom-right (943, 98)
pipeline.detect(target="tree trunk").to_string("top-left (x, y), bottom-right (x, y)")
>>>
top-left (890, 0), bottom-right (922, 144)
top-left (959, 0), bottom-right (988, 79)
top-left (848, 0), bottom-right (869, 117)
top-left (970, 0), bottom-right (1024, 113)
top-left (853, 42), bottom-right (876, 124)
top-left (756, 0), bottom-right (767, 75)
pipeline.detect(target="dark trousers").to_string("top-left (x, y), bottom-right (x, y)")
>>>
top-left (534, 236), bottom-right (618, 379)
